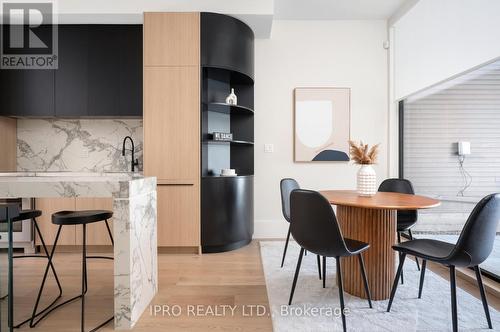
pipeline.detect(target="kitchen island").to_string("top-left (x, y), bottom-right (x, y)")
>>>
top-left (0, 172), bottom-right (157, 330)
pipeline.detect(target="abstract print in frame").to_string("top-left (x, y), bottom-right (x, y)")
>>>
top-left (294, 87), bottom-right (351, 162)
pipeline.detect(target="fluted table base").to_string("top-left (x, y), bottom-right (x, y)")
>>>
top-left (337, 205), bottom-right (396, 300)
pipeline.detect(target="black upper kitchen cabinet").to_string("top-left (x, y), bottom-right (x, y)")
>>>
top-left (0, 24), bottom-right (142, 118)
top-left (55, 25), bottom-right (88, 117)
top-left (87, 25), bottom-right (143, 117)
top-left (118, 25), bottom-right (143, 117)
top-left (23, 69), bottom-right (55, 116)
top-left (0, 26), bottom-right (54, 117)
top-left (0, 69), bottom-right (54, 117)
top-left (0, 70), bottom-right (24, 116)
top-left (87, 25), bottom-right (120, 116)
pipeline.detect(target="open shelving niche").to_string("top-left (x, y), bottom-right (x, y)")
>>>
top-left (201, 66), bottom-right (254, 178)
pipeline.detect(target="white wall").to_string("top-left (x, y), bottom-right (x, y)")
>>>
top-left (254, 20), bottom-right (389, 238)
top-left (392, 0), bottom-right (500, 100)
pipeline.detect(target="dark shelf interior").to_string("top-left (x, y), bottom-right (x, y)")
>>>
top-left (203, 139), bottom-right (254, 145)
top-left (202, 66), bottom-right (254, 177)
top-left (202, 65), bottom-right (254, 85)
top-left (205, 102), bottom-right (254, 115)
top-left (202, 174), bottom-right (254, 178)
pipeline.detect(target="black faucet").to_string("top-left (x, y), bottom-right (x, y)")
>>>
top-left (122, 136), bottom-right (139, 172)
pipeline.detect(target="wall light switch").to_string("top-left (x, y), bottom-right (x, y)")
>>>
top-left (264, 144), bottom-right (274, 153)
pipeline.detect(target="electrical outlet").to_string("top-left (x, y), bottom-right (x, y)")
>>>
top-left (264, 144), bottom-right (274, 153)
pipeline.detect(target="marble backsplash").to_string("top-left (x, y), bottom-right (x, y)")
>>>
top-left (17, 119), bottom-right (143, 172)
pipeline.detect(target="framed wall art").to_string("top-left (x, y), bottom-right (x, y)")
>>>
top-left (294, 87), bottom-right (351, 162)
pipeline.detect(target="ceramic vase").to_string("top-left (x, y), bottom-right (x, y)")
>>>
top-left (357, 164), bottom-right (376, 196)
top-left (225, 88), bottom-right (237, 105)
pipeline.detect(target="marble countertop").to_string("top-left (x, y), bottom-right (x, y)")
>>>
top-left (0, 172), bottom-right (156, 198)
top-left (0, 171), bottom-right (144, 180)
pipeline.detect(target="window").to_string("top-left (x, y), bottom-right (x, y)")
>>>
top-left (401, 60), bottom-right (500, 279)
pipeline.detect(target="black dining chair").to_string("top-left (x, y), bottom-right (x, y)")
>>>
top-left (280, 179), bottom-right (322, 281)
top-left (387, 193), bottom-right (500, 332)
top-left (288, 189), bottom-right (372, 332)
top-left (378, 178), bottom-right (421, 283)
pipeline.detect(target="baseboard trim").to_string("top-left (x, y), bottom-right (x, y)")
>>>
top-left (456, 266), bottom-right (500, 299)
top-left (158, 246), bottom-right (201, 254)
top-left (254, 219), bottom-right (289, 239)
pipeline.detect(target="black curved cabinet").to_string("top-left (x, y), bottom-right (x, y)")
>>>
top-left (201, 13), bottom-right (254, 253)
top-left (201, 176), bottom-right (254, 252)
top-left (201, 13), bottom-right (254, 80)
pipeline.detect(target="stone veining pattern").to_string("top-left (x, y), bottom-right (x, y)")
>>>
top-left (17, 119), bottom-right (143, 172)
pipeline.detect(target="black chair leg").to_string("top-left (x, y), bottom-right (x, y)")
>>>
top-left (281, 225), bottom-right (291, 268)
top-left (104, 219), bottom-right (114, 245)
top-left (34, 219), bottom-right (63, 296)
top-left (30, 225), bottom-right (62, 327)
top-left (30, 226), bottom-right (89, 328)
top-left (317, 255), bottom-right (322, 280)
top-left (450, 266), bottom-right (458, 332)
top-left (418, 259), bottom-right (426, 299)
top-left (397, 232), bottom-right (404, 285)
top-left (13, 220), bottom-right (63, 329)
top-left (387, 253), bottom-right (406, 312)
top-left (336, 257), bottom-right (347, 332)
top-left (358, 253), bottom-right (372, 308)
top-left (322, 256), bottom-right (326, 288)
top-left (288, 248), bottom-right (304, 305)
top-left (399, 253), bottom-right (404, 285)
top-left (474, 266), bottom-right (493, 329)
top-left (81, 224), bottom-right (87, 332)
top-left (7, 214), bottom-right (14, 330)
top-left (408, 229), bottom-right (420, 271)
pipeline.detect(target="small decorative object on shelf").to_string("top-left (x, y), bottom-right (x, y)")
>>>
top-left (225, 88), bottom-right (238, 105)
top-left (220, 168), bottom-right (237, 176)
top-left (213, 132), bottom-right (233, 141)
top-left (348, 140), bottom-right (380, 197)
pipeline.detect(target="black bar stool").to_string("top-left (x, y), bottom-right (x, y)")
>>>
top-left (0, 209), bottom-right (62, 329)
top-left (31, 210), bottom-right (114, 332)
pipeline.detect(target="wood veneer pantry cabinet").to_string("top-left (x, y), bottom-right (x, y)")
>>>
top-left (143, 67), bottom-right (200, 183)
top-left (143, 12), bottom-right (201, 250)
top-left (0, 117), bottom-right (16, 171)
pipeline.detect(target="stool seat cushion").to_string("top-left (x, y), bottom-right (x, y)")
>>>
top-left (0, 209), bottom-right (42, 223)
top-left (52, 210), bottom-right (113, 225)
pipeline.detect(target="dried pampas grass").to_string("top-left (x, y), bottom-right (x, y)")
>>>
top-left (348, 140), bottom-right (380, 165)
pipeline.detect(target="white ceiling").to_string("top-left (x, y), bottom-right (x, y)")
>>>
top-left (0, 0), bottom-right (414, 38)
top-left (274, 0), bottom-right (411, 20)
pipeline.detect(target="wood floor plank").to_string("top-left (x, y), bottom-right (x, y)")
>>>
top-left (10, 241), bottom-right (272, 332)
top-left (7, 240), bottom-right (500, 332)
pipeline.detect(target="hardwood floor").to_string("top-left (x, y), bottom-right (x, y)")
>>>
top-left (9, 241), bottom-right (272, 332)
top-left (6, 240), bottom-right (500, 331)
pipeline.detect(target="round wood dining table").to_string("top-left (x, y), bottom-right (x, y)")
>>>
top-left (319, 190), bottom-right (440, 300)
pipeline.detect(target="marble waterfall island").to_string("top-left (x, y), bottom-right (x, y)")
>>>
top-left (0, 172), bottom-right (157, 330)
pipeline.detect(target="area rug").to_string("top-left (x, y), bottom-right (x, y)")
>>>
top-left (260, 241), bottom-right (500, 332)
